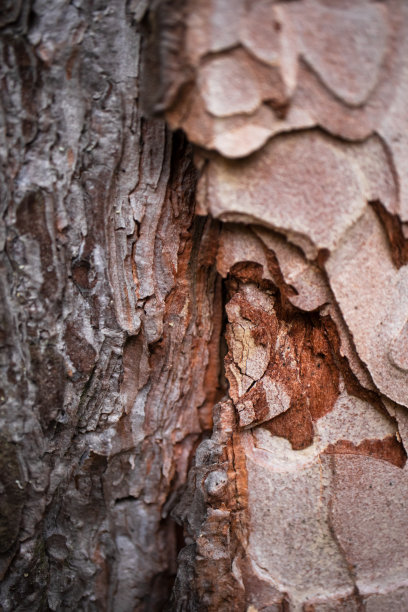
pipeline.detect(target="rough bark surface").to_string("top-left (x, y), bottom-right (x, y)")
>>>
top-left (0, 2), bottom-right (222, 609)
top-left (157, 1), bottom-right (408, 610)
top-left (1, 1), bottom-right (408, 611)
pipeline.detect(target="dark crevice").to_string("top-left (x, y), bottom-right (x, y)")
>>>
top-left (370, 199), bottom-right (408, 268)
top-left (218, 275), bottom-right (229, 397)
top-left (114, 495), bottom-right (137, 505)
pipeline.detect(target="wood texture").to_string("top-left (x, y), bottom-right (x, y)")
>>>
top-left (2, 1), bottom-right (408, 611)
top-left (0, 2), bottom-right (221, 609)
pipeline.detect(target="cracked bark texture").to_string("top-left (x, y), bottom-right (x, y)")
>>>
top-left (2, 1), bottom-right (408, 611)
top-left (157, 1), bottom-right (408, 610)
top-left (0, 2), bottom-right (222, 610)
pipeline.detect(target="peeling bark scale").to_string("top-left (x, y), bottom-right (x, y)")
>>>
top-left (1, 1), bottom-right (408, 611)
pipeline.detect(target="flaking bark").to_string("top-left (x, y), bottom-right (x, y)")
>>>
top-left (2, 1), bottom-right (408, 611)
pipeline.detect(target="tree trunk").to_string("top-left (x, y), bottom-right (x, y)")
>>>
top-left (2, 1), bottom-right (408, 611)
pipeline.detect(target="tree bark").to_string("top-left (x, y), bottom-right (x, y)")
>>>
top-left (2, 1), bottom-right (408, 611)
top-left (0, 2), bottom-right (218, 609)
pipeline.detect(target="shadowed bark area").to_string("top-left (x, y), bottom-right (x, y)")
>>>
top-left (2, 1), bottom-right (408, 611)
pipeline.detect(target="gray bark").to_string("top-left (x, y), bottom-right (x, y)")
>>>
top-left (0, 2), bottom-right (220, 610)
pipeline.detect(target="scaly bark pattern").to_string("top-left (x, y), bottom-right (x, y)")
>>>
top-left (3, 1), bottom-right (408, 611)
top-left (156, 1), bottom-right (408, 610)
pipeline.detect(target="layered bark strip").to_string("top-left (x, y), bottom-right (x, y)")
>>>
top-left (152, 1), bottom-right (408, 610)
top-left (0, 2), bottom-right (223, 610)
